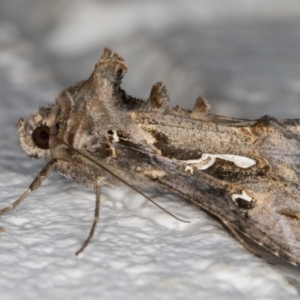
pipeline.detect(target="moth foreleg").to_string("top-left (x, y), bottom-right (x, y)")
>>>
top-left (75, 177), bottom-right (103, 256)
top-left (0, 159), bottom-right (59, 215)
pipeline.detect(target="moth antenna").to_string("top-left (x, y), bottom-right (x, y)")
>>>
top-left (0, 159), bottom-right (57, 215)
top-left (57, 136), bottom-right (190, 223)
top-left (221, 219), bottom-right (261, 258)
top-left (143, 82), bottom-right (171, 113)
top-left (190, 96), bottom-right (211, 119)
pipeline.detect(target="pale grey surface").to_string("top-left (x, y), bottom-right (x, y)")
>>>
top-left (0, 1), bottom-right (300, 299)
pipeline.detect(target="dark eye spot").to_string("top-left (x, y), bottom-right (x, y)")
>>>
top-left (235, 197), bottom-right (255, 210)
top-left (32, 125), bottom-right (50, 149)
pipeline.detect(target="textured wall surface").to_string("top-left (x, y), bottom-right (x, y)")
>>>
top-left (1, 1), bottom-right (300, 299)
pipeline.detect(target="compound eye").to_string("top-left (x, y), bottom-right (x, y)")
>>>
top-left (32, 125), bottom-right (50, 149)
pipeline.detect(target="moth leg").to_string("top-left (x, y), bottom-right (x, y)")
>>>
top-left (75, 177), bottom-right (103, 256)
top-left (222, 219), bottom-right (261, 259)
top-left (0, 159), bottom-right (59, 215)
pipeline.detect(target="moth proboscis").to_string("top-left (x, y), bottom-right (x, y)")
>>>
top-left (1, 48), bottom-right (300, 266)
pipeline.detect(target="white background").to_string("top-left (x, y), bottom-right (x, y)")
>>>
top-left (0, 1), bottom-right (300, 299)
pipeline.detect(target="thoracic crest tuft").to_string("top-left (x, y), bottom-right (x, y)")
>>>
top-left (142, 82), bottom-right (171, 113)
top-left (190, 96), bottom-right (211, 119)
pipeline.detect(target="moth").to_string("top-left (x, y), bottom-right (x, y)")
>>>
top-left (1, 48), bottom-right (300, 266)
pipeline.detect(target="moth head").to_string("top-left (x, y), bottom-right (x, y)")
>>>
top-left (16, 106), bottom-right (54, 158)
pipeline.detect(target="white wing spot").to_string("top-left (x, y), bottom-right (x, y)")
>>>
top-left (111, 131), bottom-right (119, 143)
top-left (231, 190), bottom-right (253, 204)
top-left (184, 166), bottom-right (194, 174)
top-left (182, 153), bottom-right (256, 170)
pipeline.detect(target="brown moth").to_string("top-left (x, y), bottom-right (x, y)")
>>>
top-left (1, 48), bottom-right (300, 265)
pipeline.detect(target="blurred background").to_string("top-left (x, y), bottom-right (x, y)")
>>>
top-left (1, 1), bottom-right (300, 299)
top-left (1, 0), bottom-right (300, 122)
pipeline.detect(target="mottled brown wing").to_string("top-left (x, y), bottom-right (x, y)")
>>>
top-left (128, 111), bottom-right (300, 265)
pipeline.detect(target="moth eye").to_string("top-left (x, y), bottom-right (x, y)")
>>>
top-left (32, 125), bottom-right (50, 149)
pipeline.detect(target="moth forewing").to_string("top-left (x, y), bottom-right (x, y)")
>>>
top-left (130, 111), bottom-right (300, 265)
top-left (1, 47), bottom-right (300, 267)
